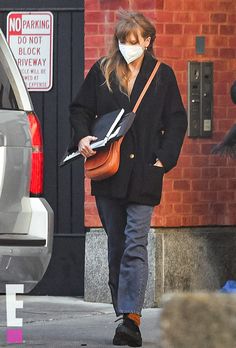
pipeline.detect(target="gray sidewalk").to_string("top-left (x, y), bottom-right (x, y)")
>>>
top-left (0, 295), bottom-right (161, 347)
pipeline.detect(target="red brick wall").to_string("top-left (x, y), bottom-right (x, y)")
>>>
top-left (84, 0), bottom-right (236, 227)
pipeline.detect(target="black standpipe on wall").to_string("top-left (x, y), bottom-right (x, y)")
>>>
top-left (188, 61), bottom-right (213, 138)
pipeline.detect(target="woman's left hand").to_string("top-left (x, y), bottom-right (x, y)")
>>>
top-left (153, 159), bottom-right (164, 167)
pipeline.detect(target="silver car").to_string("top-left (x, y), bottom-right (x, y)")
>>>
top-left (0, 28), bottom-right (53, 292)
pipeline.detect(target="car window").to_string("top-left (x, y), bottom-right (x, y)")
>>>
top-left (0, 58), bottom-right (18, 110)
top-left (0, 29), bottom-right (33, 112)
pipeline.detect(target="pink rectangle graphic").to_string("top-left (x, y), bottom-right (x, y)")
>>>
top-left (6, 328), bottom-right (23, 344)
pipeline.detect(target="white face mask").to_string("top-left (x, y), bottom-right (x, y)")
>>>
top-left (118, 40), bottom-right (145, 64)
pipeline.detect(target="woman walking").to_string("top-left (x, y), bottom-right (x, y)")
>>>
top-left (69, 9), bottom-right (187, 347)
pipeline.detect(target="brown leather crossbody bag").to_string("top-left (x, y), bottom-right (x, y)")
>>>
top-left (84, 61), bottom-right (161, 181)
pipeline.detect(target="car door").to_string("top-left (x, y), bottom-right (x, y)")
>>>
top-left (0, 28), bottom-right (34, 235)
top-left (0, 28), bottom-right (54, 293)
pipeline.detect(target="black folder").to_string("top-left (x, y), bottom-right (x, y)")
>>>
top-left (59, 108), bottom-right (135, 167)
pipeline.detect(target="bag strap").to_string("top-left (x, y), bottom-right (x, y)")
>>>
top-left (132, 61), bottom-right (161, 114)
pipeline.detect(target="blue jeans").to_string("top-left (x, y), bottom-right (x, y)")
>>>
top-left (95, 196), bottom-right (154, 317)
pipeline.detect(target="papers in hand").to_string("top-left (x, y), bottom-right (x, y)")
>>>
top-left (60, 107), bottom-right (135, 167)
top-left (61, 149), bottom-right (81, 163)
top-left (89, 108), bottom-right (125, 150)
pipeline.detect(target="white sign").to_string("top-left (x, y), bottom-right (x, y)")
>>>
top-left (7, 12), bottom-right (53, 91)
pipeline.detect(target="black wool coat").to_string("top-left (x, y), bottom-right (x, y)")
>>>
top-left (69, 51), bottom-right (188, 206)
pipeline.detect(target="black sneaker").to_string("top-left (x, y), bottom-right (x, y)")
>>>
top-left (113, 314), bottom-right (142, 347)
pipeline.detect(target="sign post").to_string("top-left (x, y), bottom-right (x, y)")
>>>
top-left (7, 12), bottom-right (54, 92)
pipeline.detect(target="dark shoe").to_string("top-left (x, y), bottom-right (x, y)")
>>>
top-left (113, 315), bottom-right (142, 347)
top-left (113, 315), bottom-right (127, 346)
top-left (113, 334), bottom-right (128, 346)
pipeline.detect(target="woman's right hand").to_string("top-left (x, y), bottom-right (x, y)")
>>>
top-left (78, 136), bottom-right (97, 158)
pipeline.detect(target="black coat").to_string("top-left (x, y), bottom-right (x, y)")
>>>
top-left (69, 51), bottom-right (188, 206)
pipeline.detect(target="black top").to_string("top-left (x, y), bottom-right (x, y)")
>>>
top-left (69, 51), bottom-right (188, 206)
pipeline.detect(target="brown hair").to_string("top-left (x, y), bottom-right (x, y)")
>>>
top-left (99, 9), bottom-right (156, 94)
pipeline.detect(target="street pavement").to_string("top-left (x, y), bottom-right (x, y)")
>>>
top-left (0, 295), bottom-right (161, 348)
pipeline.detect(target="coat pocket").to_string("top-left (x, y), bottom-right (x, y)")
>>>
top-left (141, 164), bottom-right (165, 200)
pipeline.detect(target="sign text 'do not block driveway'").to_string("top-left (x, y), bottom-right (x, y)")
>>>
top-left (7, 12), bottom-right (53, 92)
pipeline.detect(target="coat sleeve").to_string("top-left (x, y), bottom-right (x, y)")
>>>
top-left (68, 62), bottom-right (98, 151)
top-left (155, 67), bottom-right (188, 173)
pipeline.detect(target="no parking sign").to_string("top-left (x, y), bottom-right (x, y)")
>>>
top-left (7, 12), bottom-right (53, 91)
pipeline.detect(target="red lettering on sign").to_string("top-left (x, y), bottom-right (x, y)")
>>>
top-left (8, 14), bottom-right (22, 35)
